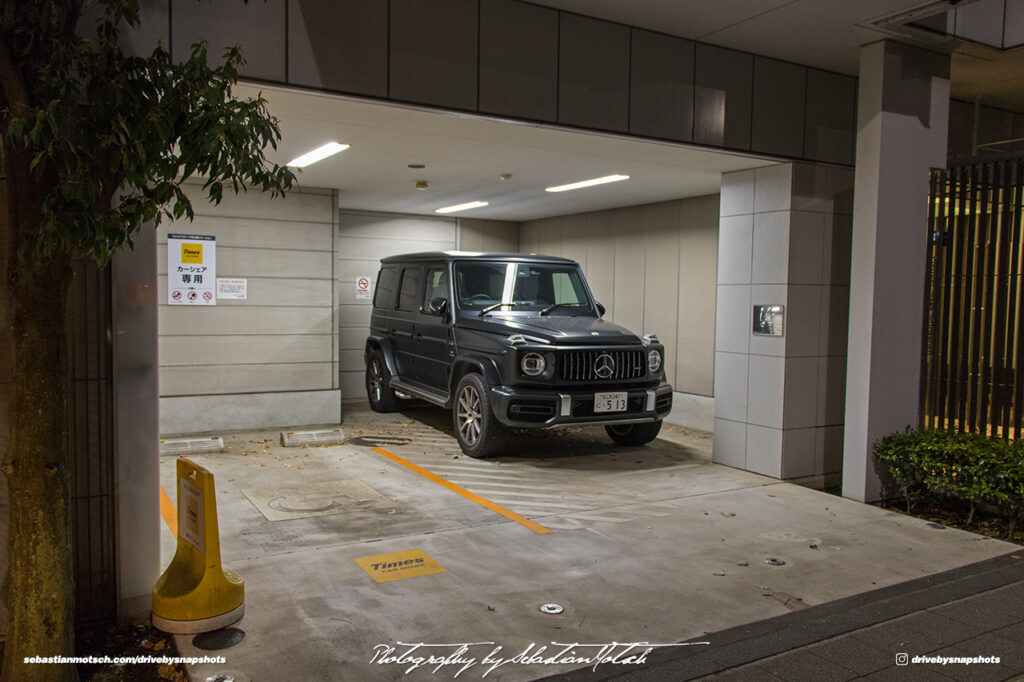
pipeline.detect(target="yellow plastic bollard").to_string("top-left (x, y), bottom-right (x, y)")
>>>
top-left (152, 458), bottom-right (245, 634)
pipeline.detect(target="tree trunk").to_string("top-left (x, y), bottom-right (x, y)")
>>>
top-left (1, 145), bottom-right (77, 681)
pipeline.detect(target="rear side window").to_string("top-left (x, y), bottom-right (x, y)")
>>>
top-left (373, 267), bottom-right (398, 309)
top-left (397, 268), bottom-right (423, 312)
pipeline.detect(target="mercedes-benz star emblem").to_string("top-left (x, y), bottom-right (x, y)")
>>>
top-left (594, 353), bottom-right (616, 379)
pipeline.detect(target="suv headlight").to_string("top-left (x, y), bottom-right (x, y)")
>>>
top-left (648, 349), bottom-right (663, 374)
top-left (521, 352), bottom-right (546, 377)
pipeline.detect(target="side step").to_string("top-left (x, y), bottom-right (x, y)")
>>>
top-left (389, 379), bottom-right (449, 407)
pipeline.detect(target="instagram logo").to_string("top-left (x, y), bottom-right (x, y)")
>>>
top-left (896, 653), bottom-right (909, 666)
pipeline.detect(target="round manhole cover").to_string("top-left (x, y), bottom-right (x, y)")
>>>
top-left (765, 557), bottom-right (786, 566)
top-left (349, 436), bottom-right (413, 447)
top-left (540, 603), bottom-right (564, 615)
top-left (192, 628), bottom-right (246, 651)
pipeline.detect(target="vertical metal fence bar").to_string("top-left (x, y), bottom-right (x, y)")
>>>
top-left (1013, 159), bottom-right (1024, 439)
top-left (946, 166), bottom-right (962, 428)
top-left (978, 161), bottom-right (997, 435)
top-left (954, 165), bottom-right (973, 433)
top-left (990, 161), bottom-right (1009, 436)
top-left (921, 170), bottom-right (939, 429)
top-left (968, 163), bottom-right (986, 434)
top-left (938, 168), bottom-right (955, 429)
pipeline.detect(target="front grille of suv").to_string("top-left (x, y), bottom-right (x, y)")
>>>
top-left (558, 349), bottom-right (645, 382)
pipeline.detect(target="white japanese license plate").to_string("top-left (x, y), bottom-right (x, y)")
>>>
top-left (594, 392), bottom-right (628, 413)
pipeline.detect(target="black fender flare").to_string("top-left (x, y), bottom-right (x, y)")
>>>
top-left (365, 336), bottom-right (399, 378)
top-left (449, 353), bottom-right (503, 398)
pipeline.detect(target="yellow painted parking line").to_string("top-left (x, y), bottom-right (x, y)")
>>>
top-left (371, 447), bottom-right (552, 535)
top-left (159, 486), bottom-right (178, 538)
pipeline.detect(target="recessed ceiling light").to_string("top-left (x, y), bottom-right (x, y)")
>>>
top-left (286, 142), bottom-right (349, 168)
top-left (545, 174), bottom-right (630, 193)
top-left (408, 163), bottom-right (426, 169)
top-left (435, 201), bottom-right (489, 214)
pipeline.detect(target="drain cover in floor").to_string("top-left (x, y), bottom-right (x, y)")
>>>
top-left (192, 627), bottom-right (246, 651)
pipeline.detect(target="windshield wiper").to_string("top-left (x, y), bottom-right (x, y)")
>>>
top-left (479, 302), bottom-right (517, 316)
top-left (539, 302), bottom-right (584, 316)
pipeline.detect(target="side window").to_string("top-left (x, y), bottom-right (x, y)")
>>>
top-left (397, 267), bottom-right (423, 312)
top-left (373, 267), bottom-right (398, 309)
top-left (421, 266), bottom-right (449, 312)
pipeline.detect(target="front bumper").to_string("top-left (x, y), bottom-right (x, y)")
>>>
top-left (488, 382), bottom-right (673, 428)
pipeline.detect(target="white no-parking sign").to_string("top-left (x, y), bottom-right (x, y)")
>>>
top-left (355, 276), bottom-right (371, 300)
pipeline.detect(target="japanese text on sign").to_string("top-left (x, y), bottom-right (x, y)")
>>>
top-left (168, 234), bottom-right (216, 306)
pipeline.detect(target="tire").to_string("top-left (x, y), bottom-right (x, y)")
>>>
top-left (452, 373), bottom-right (506, 458)
top-left (366, 350), bottom-right (400, 412)
top-left (605, 420), bottom-right (662, 446)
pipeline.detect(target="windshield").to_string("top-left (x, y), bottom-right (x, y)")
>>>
top-left (454, 262), bottom-right (593, 313)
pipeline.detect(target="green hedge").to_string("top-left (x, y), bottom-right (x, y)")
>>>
top-left (873, 428), bottom-right (1024, 541)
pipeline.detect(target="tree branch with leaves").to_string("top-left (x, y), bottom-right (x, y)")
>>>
top-left (0, 1), bottom-right (293, 679)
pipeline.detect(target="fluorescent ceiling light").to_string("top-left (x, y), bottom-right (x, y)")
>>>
top-left (435, 201), bottom-right (489, 214)
top-left (545, 174), bottom-right (630, 193)
top-left (287, 142), bottom-right (349, 167)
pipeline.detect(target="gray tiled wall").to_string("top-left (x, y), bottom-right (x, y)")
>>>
top-left (288, 0), bottom-right (388, 96)
top-left (171, 0), bottom-right (286, 81)
top-left (714, 162), bottom-right (854, 484)
top-left (557, 13), bottom-right (630, 132)
top-left (143, 0), bottom-right (858, 166)
top-left (479, 0), bottom-right (558, 121)
top-left (389, 0), bottom-right (479, 110)
top-left (629, 29), bottom-right (695, 142)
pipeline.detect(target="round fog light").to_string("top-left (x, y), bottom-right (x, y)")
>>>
top-left (521, 352), bottom-right (546, 376)
top-left (648, 349), bottom-right (662, 373)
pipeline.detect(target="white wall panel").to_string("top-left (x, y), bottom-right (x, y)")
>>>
top-left (157, 183), bottom-right (337, 414)
top-left (159, 335), bottom-right (332, 367)
top-left (520, 195), bottom-right (720, 399)
top-left (160, 362), bottom-right (332, 396)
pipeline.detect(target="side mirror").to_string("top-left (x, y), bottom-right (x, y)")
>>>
top-left (595, 301), bottom-right (606, 317)
top-left (429, 297), bottom-right (449, 316)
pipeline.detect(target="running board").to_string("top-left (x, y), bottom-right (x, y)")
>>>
top-left (389, 379), bottom-right (449, 407)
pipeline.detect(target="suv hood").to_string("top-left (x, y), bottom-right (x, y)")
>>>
top-left (460, 314), bottom-right (642, 345)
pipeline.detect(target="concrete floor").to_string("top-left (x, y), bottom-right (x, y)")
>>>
top-left (158, 405), bottom-right (1018, 681)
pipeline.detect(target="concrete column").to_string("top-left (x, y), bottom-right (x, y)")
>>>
top-left (112, 225), bottom-right (161, 619)
top-left (842, 41), bottom-right (950, 502)
top-left (714, 162), bottom-right (854, 487)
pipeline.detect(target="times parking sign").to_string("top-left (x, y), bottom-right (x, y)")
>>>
top-left (168, 234), bottom-right (216, 305)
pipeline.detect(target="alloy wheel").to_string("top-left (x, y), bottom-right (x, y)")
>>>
top-left (368, 359), bottom-right (382, 402)
top-left (457, 384), bottom-right (482, 446)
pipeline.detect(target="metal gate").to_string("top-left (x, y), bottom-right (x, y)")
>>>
top-left (921, 157), bottom-right (1024, 437)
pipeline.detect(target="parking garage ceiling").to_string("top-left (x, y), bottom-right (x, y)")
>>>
top-left (241, 1), bottom-right (1023, 223)
top-left (242, 83), bottom-right (776, 223)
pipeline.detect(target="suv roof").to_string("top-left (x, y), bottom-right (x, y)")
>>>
top-left (380, 251), bottom-right (577, 265)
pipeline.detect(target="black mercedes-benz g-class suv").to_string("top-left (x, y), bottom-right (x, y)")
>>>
top-left (364, 252), bottom-right (673, 457)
